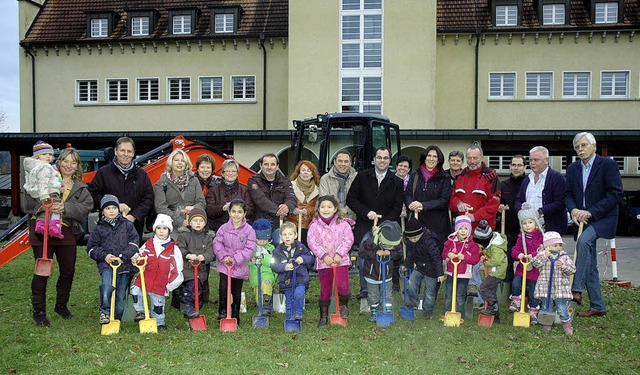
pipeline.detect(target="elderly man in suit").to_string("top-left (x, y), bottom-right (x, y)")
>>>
top-left (565, 132), bottom-right (623, 317)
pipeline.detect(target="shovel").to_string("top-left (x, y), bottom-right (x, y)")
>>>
top-left (101, 259), bottom-right (122, 336)
top-left (538, 250), bottom-right (559, 327)
top-left (189, 260), bottom-right (207, 331)
top-left (134, 257), bottom-right (158, 333)
top-left (444, 257), bottom-right (462, 327)
top-left (284, 264), bottom-right (302, 332)
top-left (252, 260), bottom-right (269, 328)
top-left (34, 198), bottom-right (55, 277)
top-left (220, 263), bottom-right (238, 332)
top-left (376, 254), bottom-right (393, 327)
top-left (330, 265), bottom-right (348, 327)
top-left (513, 259), bottom-right (531, 328)
top-left (399, 268), bottom-right (415, 320)
top-left (478, 264), bottom-right (495, 328)
top-left (568, 222), bottom-right (584, 314)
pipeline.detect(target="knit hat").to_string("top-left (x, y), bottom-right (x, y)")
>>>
top-left (518, 202), bottom-right (542, 231)
top-left (33, 140), bottom-right (54, 157)
top-left (252, 218), bottom-right (272, 240)
top-left (100, 194), bottom-right (120, 211)
top-left (454, 215), bottom-right (472, 234)
top-left (153, 214), bottom-right (174, 233)
top-left (473, 220), bottom-right (493, 248)
top-left (375, 220), bottom-right (402, 246)
top-left (188, 207), bottom-right (207, 225)
top-left (404, 218), bottom-right (424, 238)
top-left (543, 231), bottom-right (564, 248)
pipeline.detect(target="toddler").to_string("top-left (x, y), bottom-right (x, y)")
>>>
top-left (249, 218), bottom-right (277, 317)
top-left (473, 220), bottom-right (507, 323)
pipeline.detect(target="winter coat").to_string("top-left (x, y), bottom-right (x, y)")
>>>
top-left (175, 228), bottom-right (215, 282)
top-left (213, 218), bottom-right (256, 280)
top-left (248, 242), bottom-right (277, 287)
top-left (359, 236), bottom-right (402, 282)
top-left (481, 233), bottom-right (508, 280)
top-left (23, 157), bottom-right (61, 200)
top-left (132, 237), bottom-right (183, 296)
top-left (154, 172), bottom-right (206, 228)
top-left (515, 168), bottom-right (568, 234)
top-left (404, 167), bottom-right (452, 245)
top-left (402, 228), bottom-right (443, 279)
top-left (271, 240), bottom-right (315, 291)
top-left (511, 229), bottom-right (543, 281)
top-left (286, 179), bottom-right (319, 229)
top-left (500, 174), bottom-right (525, 236)
top-left (346, 168), bottom-right (404, 243)
top-left (307, 215), bottom-right (354, 270)
top-left (248, 170), bottom-right (297, 231)
top-left (205, 178), bottom-right (254, 231)
top-left (449, 163), bottom-right (501, 231)
top-left (532, 250), bottom-right (576, 300)
top-left (442, 237), bottom-right (480, 279)
top-left (87, 215), bottom-right (140, 274)
top-left (319, 166), bottom-right (357, 220)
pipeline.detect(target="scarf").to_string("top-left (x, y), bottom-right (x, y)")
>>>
top-left (170, 172), bottom-right (190, 192)
top-left (333, 167), bottom-right (350, 204)
top-left (103, 214), bottom-right (121, 226)
top-left (420, 164), bottom-right (437, 183)
top-left (196, 173), bottom-right (213, 188)
top-left (113, 157), bottom-right (134, 177)
top-left (295, 176), bottom-right (317, 202)
top-left (320, 214), bottom-right (336, 226)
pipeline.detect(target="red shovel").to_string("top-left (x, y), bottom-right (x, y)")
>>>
top-left (220, 263), bottom-right (237, 332)
top-left (330, 265), bottom-right (347, 327)
top-left (190, 260), bottom-right (207, 331)
top-left (35, 198), bottom-right (54, 277)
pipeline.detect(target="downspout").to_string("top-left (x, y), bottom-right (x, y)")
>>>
top-left (474, 31), bottom-right (480, 130)
top-left (21, 43), bottom-right (37, 132)
top-left (259, 33), bottom-right (267, 131)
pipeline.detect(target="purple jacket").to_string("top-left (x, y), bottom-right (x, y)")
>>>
top-left (307, 215), bottom-right (354, 270)
top-left (515, 168), bottom-right (568, 235)
top-left (213, 218), bottom-right (256, 280)
top-left (511, 229), bottom-right (543, 281)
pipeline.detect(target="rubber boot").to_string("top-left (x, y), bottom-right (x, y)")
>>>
top-left (338, 294), bottom-right (350, 319)
top-left (32, 293), bottom-right (50, 327)
top-left (528, 306), bottom-right (538, 325)
top-left (369, 305), bottom-right (378, 323)
top-left (318, 300), bottom-right (330, 327)
top-left (492, 302), bottom-right (500, 324)
top-left (231, 302), bottom-right (241, 326)
top-left (218, 296), bottom-right (227, 320)
top-left (509, 295), bottom-right (521, 312)
top-left (562, 320), bottom-right (574, 336)
top-left (55, 290), bottom-right (74, 319)
top-left (262, 295), bottom-right (273, 317)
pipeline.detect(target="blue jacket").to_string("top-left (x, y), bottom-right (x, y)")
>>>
top-left (271, 240), bottom-right (315, 291)
top-left (87, 215), bottom-right (140, 274)
top-left (515, 167), bottom-right (568, 234)
top-left (565, 155), bottom-right (623, 239)
top-left (402, 228), bottom-right (443, 279)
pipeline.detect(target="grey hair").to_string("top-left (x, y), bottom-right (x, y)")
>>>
top-left (221, 159), bottom-right (239, 172)
top-left (529, 146), bottom-right (549, 159)
top-left (573, 132), bottom-right (596, 146)
top-left (466, 145), bottom-right (483, 158)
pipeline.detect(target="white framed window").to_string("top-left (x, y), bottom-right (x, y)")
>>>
top-left (563, 72), bottom-right (591, 98)
top-left (90, 18), bottom-right (109, 37)
top-left (106, 79), bottom-right (128, 103)
top-left (200, 77), bottom-right (223, 101)
top-left (595, 2), bottom-right (618, 24)
top-left (131, 16), bottom-right (150, 36)
top-left (340, 76), bottom-right (382, 114)
top-left (172, 14), bottom-right (192, 34)
top-left (76, 80), bottom-right (98, 104)
top-left (526, 72), bottom-right (553, 98)
top-left (168, 78), bottom-right (191, 102)
top-left (543, 4), bottom-right (565, 25)
top-left (496, 5), bottom-right (517, 26)
top-left (609, 157), bottom-right (627, 173)
top-left (600, 71), bottom-right (629, 98)
top-left (343, 0), bottom-right (382, 11)
top-left (137, 78), bottom-right (159, 102)
top-left (232, 76), bottom-right (256, 100)
top-left (489, 72), bottom-right (516, 99)
top-left (214, 13), bottom-right (234, 33)
top-left (487, 156), bottom-right (511, 172)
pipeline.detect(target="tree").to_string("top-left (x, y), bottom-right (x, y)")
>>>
top-left (0, 106), bottom-right (7, 132)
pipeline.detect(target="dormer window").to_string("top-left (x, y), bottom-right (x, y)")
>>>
top-left (543, 3), bottom-right (565, 25)
top-left (129, 11), bottom-right (155, 36)
top-left (87, 13), bottom-right (112, 38)
top-left (212, 7), bottom-right (241, 34)
top-left (493, 1), bottom-right (520, 27)
top-left (595, 2), bottom-right (619, 23)
top-left (170, 10), bottom-right (196, 35)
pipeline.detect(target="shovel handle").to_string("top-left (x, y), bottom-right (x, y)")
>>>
top-left (135, 256), bottom-right (148, 268)
top-left (190, 259), bottom-right (202, 267)
top-left (109, 258), bottom-right (122, 269)
top-left (414, 209), bottom-right (420, 220)
top-left (450, 256), bottom-right (461, 266)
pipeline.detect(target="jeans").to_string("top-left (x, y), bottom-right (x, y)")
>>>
top-left (99, 270), bottom-right (131, 320)
top-left (443, 277), bottom-right (469, 314)
top-left (572, 225), bottom-right (606, 312)
top-left (367, 280), bottom-right (393, 311)
top-left (357, 230), bottom-right (373, 296)
top-left (284, 285), bottom-right (306, 319)
top-left (181, 279), bottom-right (203, 308)
top-left (511, 276), bottom-right (539, 308)
top-left (542, 298), bottom-right (571, 322)
top-left (469, 263), bottom-right (484, 304)
top-left (408, 269), bottom-right (440, 317)
top-left (130, 286), bottom-right (166, 325)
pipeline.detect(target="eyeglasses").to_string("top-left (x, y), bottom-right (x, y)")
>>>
top-left (375, 156), bottom-right (390, 160)
top-left (223, 170), bottom-right (238, 174)
top-left (573, 142), bottom-right (590, 151)
top-left (510, 163), bottom-right (524, 167)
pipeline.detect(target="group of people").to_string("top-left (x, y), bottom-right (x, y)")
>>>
top-left (23, 132), bottom-right (623, 335)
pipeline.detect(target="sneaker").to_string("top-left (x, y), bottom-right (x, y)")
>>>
top-left (48, 220), bottom-right (64, 239)
top-left (183, 305), bottom-right (199, 319)
top-left (562, 321), bottom-right (574, 336)
top-left (157, 325), bottom-right (167, 330)
top-left (509, 295), bottom-right (521, 312)
top-left (530, 315), bottom-right (538, 325)
top-left (99, 312), bottom-right (110, 324)
top-left (467, 285), bottom-right (478, 297)
top-left (406, 301), bottom-right (417, 309)
top-left (294, 314), bottom-right (304, 321)
top-left (134, 311), bottom-right (145, 322)
top-left (542, 325), bottom-right (552, 332)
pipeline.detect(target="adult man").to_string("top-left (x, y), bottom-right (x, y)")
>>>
top-left (88, 137), bottom-right (154, 242)
top-left (445, 150), bottom-right (464, 179)
top-left (565, 132), bottom-right (623, 317)
top-left (248, 153), bottom-right (296, 243)
top-left (319, 150), bottom-right (357, 221)
top-left (499, 154), bottom-right (526, 282)
top-left (347, 147), bottom-right (404, 299)
top-left (515, 146), bottom-right (568, 234)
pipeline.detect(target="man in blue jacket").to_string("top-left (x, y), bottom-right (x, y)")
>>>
top-left (565, 132), bottom-right (623, 317)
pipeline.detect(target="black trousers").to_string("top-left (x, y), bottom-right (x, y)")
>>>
top-left (31, 244), bottom-right (77, 311)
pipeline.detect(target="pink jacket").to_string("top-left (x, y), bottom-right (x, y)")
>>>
top-left (511, 229), bottom-right (543, 281)
top-left (213, 218), bottom-right (256, 280)
top-left (442, 238), bottom-right (480, 278)
top-left (307, 215), bottom-right (354, 270)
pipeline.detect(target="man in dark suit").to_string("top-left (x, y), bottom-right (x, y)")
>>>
top-left (565, 132), bottom-right (623, 317)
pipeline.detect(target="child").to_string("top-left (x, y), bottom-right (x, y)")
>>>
top-left (271, 221), bottom-right (315, 321)
top-left (532, 231), bottom-right (576, 335)
top-left (307, 195), bottom-right (354, 327)
top-left (441, 215), bottom-right (479, 322)
top-left (510, 203), bottom-right (544, 323)
top-left (23, 140), bottom-right (64, 239)
top-left (175, 207), bottom-right (215, 319)
top-left (86, 194), bottom-right (139, 324)
top-left (473, 220), bottom-right (507, 323)
top-left (130, 214), bottom-right (183, 329)
top-left (400, 218), bottom-right (444, 319)
top-left (359, 220), bottom-right (403, 322)
top-left (213, 199), bottom-right (256, 325)
top-left (248, 218), bottom-right (277, 317)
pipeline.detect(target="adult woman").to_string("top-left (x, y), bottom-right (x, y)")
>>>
top-left (154, 149), bottom-right (206, 232)
top-left (287, 160), bottom-right (320, 244)
top-left (205, 159), bottom-right (253, 231)
top-left (24, 148), bottom-right (93, 326)
top-left (194, 154), bottom-right (218, 199)
top-left (405, 145), bottom-right (452, 246)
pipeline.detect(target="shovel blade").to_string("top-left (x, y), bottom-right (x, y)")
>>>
top-left (376, 312), bottom-right (393, 327)
top-left (140, 318), bottom-right (159, 334)
top-left (252, 315), bottom-right (269, 328)
top-left (330, 313), bottom-right (348, 327)
top-left (284, 319), bottom-right (301, 332)
top-left (101, 320), bottom-right (121, 335)
top-left (220, 317), bottom-right (237, 332)
top-left (359, 298), bottom-right (370, 313)
top-left (537, 311), bottom-right (555, 326)
top-left (399, 307), bottom-right (415, 321)
top-left (189, 316), bottom-right (207, 331)
top-left (34, 258), bottom-right (54, 277)
top-left (444, 311), bottom-right (461, 327)
top-left (513, 311), bottom-right (531, 328)
top-left (478, 312), bottom-right (495, 328)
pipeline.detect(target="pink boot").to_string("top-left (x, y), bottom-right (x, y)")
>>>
top-left (509, 295), bottom-right (521, 312)
top-left (35, 220), bottom-right (46, 235)
top-left (528, 306), bottom-right (538, 324)
top-left (542, 325), bottom-right (552, 332)
top-left (48, 219), bottom-right (64, 239)
top-left (562, 321), bottom-right (574, 336)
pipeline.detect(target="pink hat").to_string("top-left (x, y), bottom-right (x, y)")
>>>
top-left (543, 231), bottom-right (564, 248)
top-left (454, 215), bottom-right (472, 234)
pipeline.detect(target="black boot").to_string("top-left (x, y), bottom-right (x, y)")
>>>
top-left (231, 302), bottom-right (241, 326)
top-left (32, 288), bottom-right (50, 327)
top-left (218, 297), bottom-right (227, 320)
top-left (33, 311), bottom-right (51, 327)
top-left (262, 295), bottom-right (273, 317)
top-left (318, 300), bottom-right (330, 327)
top-left (338, 294), bottom-right (350, 319)
top-left (55, 290), bottom-right (74, 319)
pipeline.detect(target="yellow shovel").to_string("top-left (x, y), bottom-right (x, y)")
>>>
top-left (101, 259), bottom-right (122, 336)
top-left (135, 257), bottom-right (158, 334)
top-left (444, 257), bottom-right (462, 327)
top-left (513, 258), bottom-right (531, 328)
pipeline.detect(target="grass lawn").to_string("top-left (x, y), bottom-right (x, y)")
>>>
top-left (1, 247), bottom-right (639, 374)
